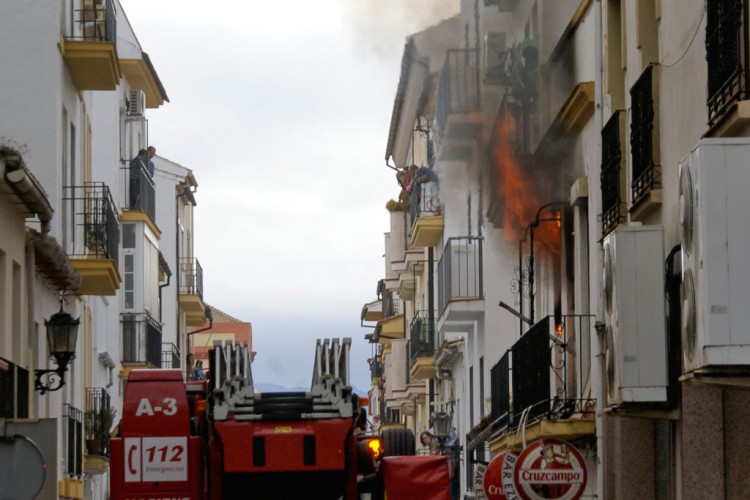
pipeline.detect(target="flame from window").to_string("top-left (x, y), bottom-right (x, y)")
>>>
top-left (490, 111), bottom-right (561, 256)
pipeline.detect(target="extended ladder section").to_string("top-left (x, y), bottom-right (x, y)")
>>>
top-left (210, 338), bottom-right (356, 422)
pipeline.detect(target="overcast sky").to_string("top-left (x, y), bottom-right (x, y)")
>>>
top-left (124, 0), bottom-right (459, 392)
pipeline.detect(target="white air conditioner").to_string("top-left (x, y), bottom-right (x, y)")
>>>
top-left (679, 138), bottom-right (750, 374)
top-left (484, 32), bottom-right (508, 83)
top-left (127, 89), bottom-right (146, 116)
top-left (603, 225), bottom-right (668, 408)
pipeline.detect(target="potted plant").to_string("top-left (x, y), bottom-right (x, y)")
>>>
top-left (85, 406), bottom-right (116, 455)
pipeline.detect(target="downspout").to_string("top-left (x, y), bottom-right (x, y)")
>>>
top-left (593, 2), bottom-right (605, 499)
top-left (26, 235), bottom-right (38, 416)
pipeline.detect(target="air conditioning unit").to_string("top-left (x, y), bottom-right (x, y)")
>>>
top-left (127, 89), bottom-right (146, 116)
top-left (484, 32), bottom-right (508, 83)
top-left (679, 138), bottom-right (750, 375)
top-left (603, 225), bottom-right (668, 408)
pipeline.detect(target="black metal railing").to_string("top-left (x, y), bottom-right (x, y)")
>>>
top-left (435, 49), bottom-right (481, 145)
top-left (127, 162), bottom-right (156, 221)
top-left (85, 388), bottom-right (112, 458)
top-left (122, 313), bottom-right (162, 367)
top-left (179, 257), bottom-right (204, 299)
top-left (489, 352), bottom-right (511, 434)
top-left (601, 111), bottom-right (625, 236)
top-left (487, 315), bottom-right (595, 436)
top-left (438, 237), bottom-right (484, 315)
top-left (65, 183), bottom-right (119, 263)
top-left (69, 0), bottom-right (116, 42)
top-left (370, 358), bottom-right (383, 379)
top-left (161, 343), bottom-right (181, 369)
top-left (629, 65), bottom-right (661, 204)
top-left (409, 171), bottom-right (443, 224)
top-left (383, 290), bottom-right (399, 318)
top-left (409, 311), bottom-right (435, 366)
top-left (706, 0), bottom-right (747, 125)
top-left (63, 404), bottom-right (83, 477)
top-left (0, 359), bottom-right (28, 419)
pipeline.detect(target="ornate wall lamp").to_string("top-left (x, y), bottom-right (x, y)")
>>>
top-left (34, 300), bottom-right (80, 394)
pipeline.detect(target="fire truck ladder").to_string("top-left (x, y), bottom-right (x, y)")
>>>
top-left (210, 338), bottom-right (356, 422)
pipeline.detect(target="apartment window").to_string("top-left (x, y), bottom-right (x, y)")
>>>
top-left (706, 0), bottom-right (748, 124)
top-left (629, 64), bottom-right (661, 205)
top-left (0, 359), bottom-right (29, 418)
top-left (601, 111), bottom-right (627, 235)
top-left (606, 1), bottom-right (626, 109)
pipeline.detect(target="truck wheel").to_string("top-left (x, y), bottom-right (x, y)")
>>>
top-left (381, 427), bottom-right (415, 457)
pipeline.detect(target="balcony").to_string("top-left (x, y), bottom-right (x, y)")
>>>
top-left (374, 314), bottom-right (405, 345)
top-left (84, 388), bottom-right (112, 474)
top-left (61, 0), bottom-right (121, 91)
top-left (434, 49), bottom-right (482, 161)
top-left (370, 357), bottom-right (384, 381)
top-left (121, 313), bottom-right (162, 368)
top-left (485, 315), bottom-right (596, 455)
top-left (126, 162), bottom-right (156, 222)
top-left (63, 404), bottom-right (83, 479)
top-left (408, 311), bottom-right (436, 380)
top-left (66, 183), bottom-right (121, 295)
top-left (408, 180), bottom-right (444, 248)
top-left (437, 237), bottom-right (484, 327)
top-left (629, 64), bottom-right (662, 220)
top-left (601, 111), bottom-right (627, 236)
top-left (161, 343), bottom-right (181, 369)
top-left (179, 257), bottom-right (207, 326)
top-left (706, 0), bottom-right (748, 127)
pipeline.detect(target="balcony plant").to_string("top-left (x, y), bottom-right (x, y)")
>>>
top-left (85, 406), bottom-right (116, 455)
top-left (385, 191), bottom-right (411, 212)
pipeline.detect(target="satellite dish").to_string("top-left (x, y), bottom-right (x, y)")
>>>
top-left (0, 434), bottom-right (46, 499)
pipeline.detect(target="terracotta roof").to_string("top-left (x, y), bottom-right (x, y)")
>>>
top-left (204, 303), bottom-right (244, 324)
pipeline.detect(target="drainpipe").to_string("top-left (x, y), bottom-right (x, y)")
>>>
top-left (593, 2), bottom-right (605, 499)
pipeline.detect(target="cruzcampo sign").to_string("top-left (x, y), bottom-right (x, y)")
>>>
top-left (479, 439), bottom-right (587, 500)
top-left (513, 439), bottom-right (587, 500)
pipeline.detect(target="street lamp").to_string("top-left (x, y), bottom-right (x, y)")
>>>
top-left (34, 300), bottom-right (80, 394)
top-left (432, 411), bottom-right (452, 443)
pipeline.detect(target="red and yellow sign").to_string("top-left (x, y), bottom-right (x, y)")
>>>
top-left (479, 439), bottom-right (587, 500)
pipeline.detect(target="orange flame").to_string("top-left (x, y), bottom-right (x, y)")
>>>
top-left (491, 111), bottom-right (561, 256)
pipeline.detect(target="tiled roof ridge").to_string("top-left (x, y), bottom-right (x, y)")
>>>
top-left (205, 303), bottom-right (244, 324)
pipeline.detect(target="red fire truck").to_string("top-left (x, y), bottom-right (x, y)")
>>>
top-left (110, 338), bottom-right (451, 500)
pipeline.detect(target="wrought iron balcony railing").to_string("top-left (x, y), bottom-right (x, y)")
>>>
top-left (435, 48), bottom-right (481, 145)
top-left (706, 0), bottom-right (747, 125)
top-left (600, 111), bottom-right (626, 236)
top-left (629, 65), bottom-right (661, 204)
top-left (161, 343), bottom-right (181, 369)
top-left (65, 182), bottom-right (119, 263)
top-left (370, 358), bottom-right (384, 380)
top-left (409, 310), bottom-right (435, 366)
top-left (488, 315), bottom-right (595, 436)
top-left (68, 0), bottom-right (117, 42)
top-left (409, 173), bottom-right (443, 223)
top-left (122, 313), bottom-right (162, 367)
top-left (438, 236), bottom-right (484, 315)
top-left (127, 162), bottom-right (156, 221)
top-left (179, 257), bottom-right (204, 299)
top-left (63, 403), bottom-right (83, 477)
top-left (85, 388), bottom-right (112, 458)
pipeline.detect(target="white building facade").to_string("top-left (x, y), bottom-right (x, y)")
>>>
top-left (365, 0), bottom-right (750, 498)
top-left (0, 1), bottom-right (180, 498)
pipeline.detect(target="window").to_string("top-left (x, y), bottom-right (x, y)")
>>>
top-left (706, 0), bottom-right (748, 124)
top-left (0, 359), bottom-right (29, 418)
